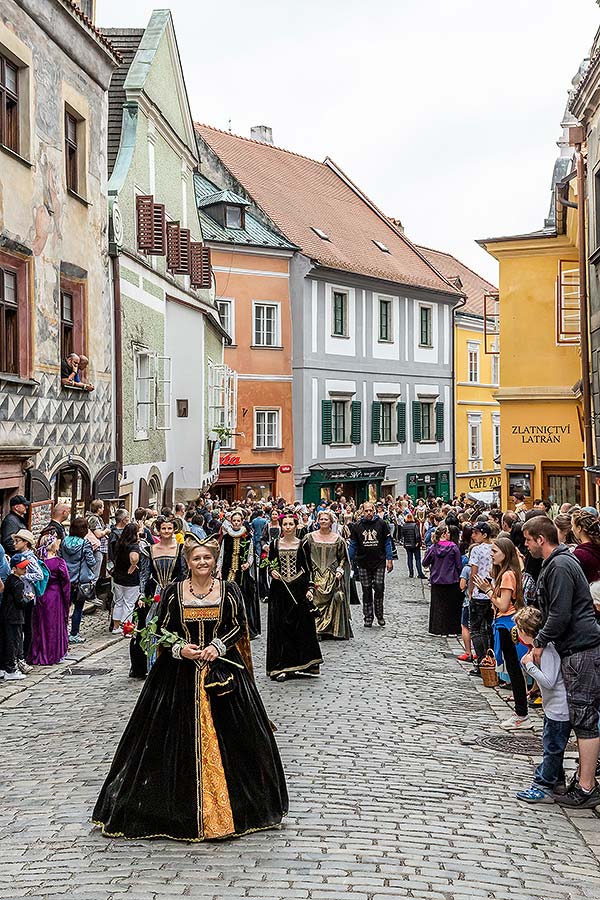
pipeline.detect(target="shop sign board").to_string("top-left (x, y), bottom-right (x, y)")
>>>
top-left (324, 467), bottom-right (386, 482)
top-left (28, 500), bottom-right (53, 540)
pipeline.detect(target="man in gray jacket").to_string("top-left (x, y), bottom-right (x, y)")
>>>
top-left (525, 515), bottom-right (600, 808)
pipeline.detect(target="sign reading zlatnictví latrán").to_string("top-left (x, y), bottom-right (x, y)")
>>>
top-left (511, 425), bottom-right (570, 444)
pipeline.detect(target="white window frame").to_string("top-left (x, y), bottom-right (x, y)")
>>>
top-left (155, 355), bottom-right (172, 431)
top-left (491, 351), bottom-right (499, 386)
top-left (468, 413), bottom-right (483, 469)
top-left (379, 400), bottom-right (395, 443)
top-left (378, 296), bottom-right (393, 343)
top-left (216, 298), bottom-right (235, 343)
top-left (467, 341), bottom-right (480, 384)
top-left (208, 362), bottom-right (238, 446)
top-left (254, 408), bottom-right (281, 450)
top-left (493, 413), bottom-right (501, 459)
top-left (134, 347), bottom-right (154, 440)
top-left (252, 301), bottom-right (280, 347)
top-left (418, 303), bottom-right (433, 348)
top-left (331, 398), bottom-right (349, 445)
top-left (420, 400), bottom-right (435, 442)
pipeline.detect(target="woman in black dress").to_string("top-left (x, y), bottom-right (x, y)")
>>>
top-left (266, 512), bottom-right (322, 682)
top-left (422, 524), bottom-right (462, 635)
top-left (217, 511), bottom-right (260, 638)
top-left (93, 535), bottom-right (288, 842)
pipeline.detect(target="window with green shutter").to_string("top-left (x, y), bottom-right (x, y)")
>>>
top-left (350, 400), bottom-right (362, 444)
top-left (412, 401), bottom-right (422, 443)
top-left (435, 401), bottom-right (445, 442)
top-left (380, 401), bottom-right (393, 442)
top-left (331, 400), bottom-right (346, 443)
top-left (421, 402), bottom-right (433, 441)
top-left (397, 401), bottom-right (406, 443)
top-left (321, 399), bottom-right (332, 444)
top-left (371, 401), bottom-right (381, 443)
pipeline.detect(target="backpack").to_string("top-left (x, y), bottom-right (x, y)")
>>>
top-left (32, 559), bottom-right (51, 597)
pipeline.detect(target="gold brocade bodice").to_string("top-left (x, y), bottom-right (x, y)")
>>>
top-left (181, 604), bottom-right (220, 648)
top-left (279, 546), bottom-right (305, 583)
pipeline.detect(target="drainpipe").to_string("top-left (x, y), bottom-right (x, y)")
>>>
top-left (451, 295), bottom-right (467, 499)
top-left (111, 254), bottom-right (123, 475)
top-left (574, 145), bottom-right (595, 503)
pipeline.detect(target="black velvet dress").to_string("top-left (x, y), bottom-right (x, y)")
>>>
top-left (219, 528), bottom-right (261, 638)
top-left (266, 540), bottom-right (322, 678)
top-left (93, 580), bottom-right (288, 841)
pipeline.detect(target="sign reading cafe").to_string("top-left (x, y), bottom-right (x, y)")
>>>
top-left (511, 425), bottom-right (571, 444)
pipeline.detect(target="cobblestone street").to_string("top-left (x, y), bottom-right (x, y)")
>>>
top-left (2, 568), bottom-right (600, 900)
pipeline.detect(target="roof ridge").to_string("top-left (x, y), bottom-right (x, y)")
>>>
top-left (60, 0), bottom-right (121, 61)
top-left (195, 122), bottom-right (328, 167)
top-left (417, 243), bottom-right (497, 290)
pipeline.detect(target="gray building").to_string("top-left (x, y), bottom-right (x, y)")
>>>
top-left (0, 0), bottom-right (119, 519)
top-left (196, 124), bottom-right (463, 503)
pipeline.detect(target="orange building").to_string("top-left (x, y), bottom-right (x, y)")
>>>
top-left (195, 174), bottom-right (297, 501)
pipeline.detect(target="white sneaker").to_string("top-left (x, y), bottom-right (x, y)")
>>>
top-left (111, 627), bottom-right (123, 635)
top-left (500, 714), bottom-right (533, 730)
top-left (5, 671), bottom-right (26, 681)
top-left (18, 660), bottom-right (33, 675)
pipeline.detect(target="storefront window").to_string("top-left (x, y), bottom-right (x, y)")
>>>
top-left (242, 482), bottom-right (273, 501)
top-left (52, 465), bottom-right (90, 521)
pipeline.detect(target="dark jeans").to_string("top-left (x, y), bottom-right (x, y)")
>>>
top-left (534, 717), bottom-right (571, 788)
top-left (498, 626), bottom-right (528, 716)
top-left (22, 602), bottom-right (33, 659)
top-left (71, 599), bottom-right (85, 637)
top-left (0, 621), bottom-right (23, 673)
top-left (469, 597), bottom-right (493, 668)
top-left (405, 547), bottom-right (423, 577)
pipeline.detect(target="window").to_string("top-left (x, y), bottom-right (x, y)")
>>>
top-left (332, 291), bottom-right (348, 337)
top-left (419, 305), bottom-right (432, 347)
top-left (556, 261), bottom-right (580, 344)
top-left (0, 54), bottom-right (18, 153)
top-left (216, 300), bottom-right (233, 340)
top-left (491, 352), bottom-right (499, 386)
top-left (380, 401), bottom-right (393, 442)
top-left (311, 227), bottom-right (330, 241)
top-left (469, 421), bottom-right (481, 459)
top-left (65, 111), bottom-right (78, 193)
top-left (134, 349), bottom-right (154, 439)
top-left (331, 400), bottom-right (347, 444)
top-left (493, 415), bottom-right (501, 459)
top-left (421, 401), bottom-right (434, 441)
top-left (379, 298), bottom-right (392, 342)
top-left (0, 268), bottom-right (18, 374)
top-left (467, 341), bottom-right (480, 383)
top-left (255, 409), bottom-right (280, 449)
top-left (61, 291), bottom-right (74, 360)
top-left (225, 205), bottom-right (243, 229)
top-left (373, 240), bottom-right (390, 253)
top-left (253, 303), bottom-right (279, 347)
top-left (208, 363), bottom-right (238, 441)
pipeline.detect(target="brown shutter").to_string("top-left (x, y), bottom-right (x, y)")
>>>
top-left (166, 221), bottom-right (181, 270)
top-left (174, 228), bottom-right (191, 275)
top-left (138, 477), bottom-right (149, 507)
top-left (152, 203), bottom-right (166, 255)
top-left (190, 244), bottom-right (212, 289)
top-left (136, 195), bottom-right (155, 251)
top-left (162, 472), bottom-right (174, 508)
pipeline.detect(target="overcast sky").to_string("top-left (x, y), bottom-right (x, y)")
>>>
top-left (98, 0), bottom-right (600, 283)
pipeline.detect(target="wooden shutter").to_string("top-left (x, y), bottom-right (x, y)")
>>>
top-left (136, 195), bottom-right (155, 251)
top-left (321, 399), bottom-right (332, 445)
top-left (138, 477), bottom-right (149, 507)
top-left (435, 401), bottom-right (445, 442)
top-left (136, 195), bottom-right (165, 254)
top-left (162, 472), bottom-right (174, 508)
top-left (397, 401), bottom-right (406, 443)
top-left (173, 228), bottom-right (191, 275)
top-left (371, 401), bottom-right (381, 443)
top-left (350, 400), bottom-right (362, 444)
top-left (166, 221), bottom-right (181, 270)
top-left (412, 401), bottom-right (422, 443)
top-left (190, 244), bottom-right (212, 289)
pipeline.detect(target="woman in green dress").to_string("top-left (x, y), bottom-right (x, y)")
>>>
top-left (303, 510), bottom-right (353, 640)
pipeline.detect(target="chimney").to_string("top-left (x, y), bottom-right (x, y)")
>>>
top-left (71, 0), bottom-right (96, 21)
top-left (251, 125), bottom-right (273, 145)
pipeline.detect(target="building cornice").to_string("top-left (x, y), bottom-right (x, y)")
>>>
top-left (495, 386), bottom-right (581, 402)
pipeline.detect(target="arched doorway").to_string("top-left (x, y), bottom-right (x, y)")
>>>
top-left (51, 463), bottom-right (91, 520)
top-left (147, 468), bottom-right (162, 511)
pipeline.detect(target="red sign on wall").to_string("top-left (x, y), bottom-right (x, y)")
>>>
top-left (220, 454), bottom-right (241, 466)
top-left (279, 465), bottom-right (292, 474)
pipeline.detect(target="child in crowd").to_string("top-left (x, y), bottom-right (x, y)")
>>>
top-left (0, 554), bottom-right (31, 681)
top-left (514, 606), bottom-right (570, 802)
top-left (458, 555), bottom-right (472, 662)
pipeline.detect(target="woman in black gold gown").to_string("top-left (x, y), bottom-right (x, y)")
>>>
top-left (217, 511), bottom-right (260, 638)
top-left (93, 535), bottom-right (288, 842)
top-left (266, 512), bottom-right (322, 682)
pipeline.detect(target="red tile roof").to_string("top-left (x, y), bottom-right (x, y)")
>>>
top-left (195, 124), bottom-right (461, 296)
top-left (60, 0), bottom-right (121, 61)
top-left (416, 245), bottom-right (497, 317)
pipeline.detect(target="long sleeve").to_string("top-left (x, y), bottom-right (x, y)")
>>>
top-left (535, 566), bottom-right (573, 648)
top-left (422, 545), bottom-right (435, 568)
top-left (84, 541), bottom-right (96, 576)
top-left (384, 532), bottom-right (393, 561)
top-left (0, 546), bottom-right (10, 584)
top-left (524, 650), bottom-right (561, 691)
top-left (215, 581), bottom-right (246, 650)
top-left (57, 559), bottom-right (72, 611)
top-left (25, 552), bottom-right (43, 583)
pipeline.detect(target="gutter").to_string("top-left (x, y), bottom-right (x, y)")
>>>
top-left (451, 295), bottom-right (467, 498)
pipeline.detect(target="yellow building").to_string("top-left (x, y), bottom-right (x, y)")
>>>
top-left (479, 155), bottom-right (586, 510)
top-left (419, 247), bottom-right (500, 502)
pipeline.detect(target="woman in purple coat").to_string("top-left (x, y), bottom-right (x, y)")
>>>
top-left (28, 531), bottom-right (71, 666)
top-left (422, 524), bottom-right (463, 636)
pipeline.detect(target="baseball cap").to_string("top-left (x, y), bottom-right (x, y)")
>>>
top-left (10, 495), bottom-right (29, 507)
top-left (10, 553), bottom-right (30, 569)
top-left (14, 529), bottom-right (35, 546)
top-left (472, 521), bottom-right (492, 536)
top-left (582, 506), bottom-right (599, 518)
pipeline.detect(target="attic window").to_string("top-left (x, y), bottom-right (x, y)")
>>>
top-left (373, 240), bottom-right (390, 253)
top-left (311, 227), bottom-right (330, 241)
top-left (225, 205), bottom-right (244, 229)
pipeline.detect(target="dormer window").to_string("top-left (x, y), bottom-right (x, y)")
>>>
top-left (373, 240), bottom-right (390, 253)
top-left (225, 204), bottom-right (243, 229)
top-left (311, 227), bottom-right (330, 241)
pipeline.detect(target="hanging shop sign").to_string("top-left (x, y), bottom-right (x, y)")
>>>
top-left (279, 465), bottom-right (292, 474)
